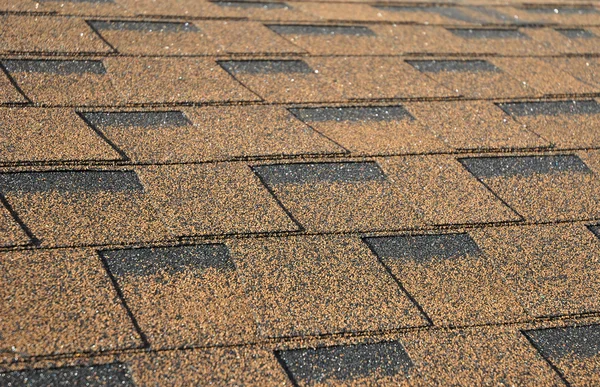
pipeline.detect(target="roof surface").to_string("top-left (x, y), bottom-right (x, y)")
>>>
top-left (1, 0), bottom-right (600, 385)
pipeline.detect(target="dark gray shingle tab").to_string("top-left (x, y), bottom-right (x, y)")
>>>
top-left (364, 233), bottom-right (481, 263)
top-left (289, 106), bottom-right (413, 122)
top-left (0, 363), bottom-right (134, 386)
top-left (498, 100), bottom-right (600, 116)
top-left (83, 111), bottom-right (191, 128)
top-left (459, 155), bottom-right (591, 179)
top-left (277, 341), bottom-right (413, 384)
top-left (406, 60), bottom-right (500, 73)
top-left (525, 325), bottom-right (600, 359)
top-left (2, 60), bottom-right (106, 75)
top-left (253, 162), bottom-right (387, 185)
top-left (219, 60), bottom-right (313, 74)
top-left (448, 28), bottom-right (529, 39)
top-left (101, 244), bottom-right (234, 277)
top-left (89, 21), bottom-right (199, 33)
top-left (269, 25), bottom-right (375, 36)
top-left (0, 171), bottom-right (144, 193)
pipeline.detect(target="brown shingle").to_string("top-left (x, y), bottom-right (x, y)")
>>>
top-left (0, 108), bottom-right (122, 163)
top-left (126, 347), bottom-right (289, 386)
top-left (84, 106), bottom-right (344, 163)
top-left (0, 15), bottom-right (113, 54)
top-left (312, 57), bottom-right (454, 100)
top-left (491, 58), bottom-right (598, 96)
top-left (220, 59), bottom-right (343, 103)
top-left (106, 57), bottom-right (259, 104)
top-left (406, 59), bottom-right (536, 98)
top-left (0, 248), bottom-right (142, 361)
top-left (472, 223), bottom-right (600, 318)
top-left (460, 154), bottom-right (600, 222)
top-left (2, 59), bottom-right (122, 106)
top-left (138, 163), bottom-right (299, 237)
top-left (100, 244), bottom-right (257, 348)
top-left (228, 235), bottom-right (428, 338)
top-left (290, 105), bottom-right (449, 155)
top-left (365, 232), bottom-right (529, 326)
top-left (0, 169), bottom-right (171, 247)
top-left (380, 155), bottom-right (520, 226)
top-left (406, 101), bottom-right (549, 151)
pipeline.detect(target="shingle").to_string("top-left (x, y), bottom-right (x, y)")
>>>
top-left (405, 101), bottom-right (549, 151)
top-left (101, 244), bottom-right (234, 277)
top-left (365, 233), bottom-right (528, 326)
top-left (3, 59), bottom-right (121, 105)
top-left (251, 160), bottom-right (423, 232)
top-left (406, 59), bottom-right (534, 98)
top-left (83, 111), bottom-right (191, 128)
top-left (0, 249), bottom-right (142, 361)
top-left (126, 347), bottom-right (290, 386)
top-left (497, 101), bottom-right (600, 148)
top-left (0, 15), bottom-right (113, 54)
top-left (364, 233), bottom-right (481, 263)
top-left (491, 58), bottom-right (597, 95)
top-left (401, 328), bottom-right (564, 385)
top-left (269, 24), bottom-right (375, 36)
top-left (228, 235), bottom-right (428, 338)
top-left (0, 364), bottom-right (135, 386)
top-left (526, 325), bottom-right (600, 359)
top-left (447, 28), bottom-right (529, 39)
top-left (214, 1), bottom-right (290, 9)
top-left (218, 59), bottom-right (342, 103)
top-left (277, 341), bottom-right (413, 385)
top-left (472, 223), bottom-right (600, 317)
top-left (289, 105), bottom-right (449, 155)
top-left (523, 324), bottom-right (600, 386)
top-left (106, 58), bottom-right (258, 104)
top-left (311, 57), bottom-right (453, 100)
top-left (100, 244), bottom-right (257, 348)
top-left (0, 169), bottom-right (171, 247)
top-left (407, 59), bottom-right (501, 73)
top-left (0, 108), bottom-right (122, 163)
top-left (555, 28), bottom-right (597, 39)
top-left (137, 163), bottom-right (299, 237)
top-left (90, 20), bottom-right (199, 32)
top-left (499, 100), bottom-right (600, 116)
top-left (290, 106), bottom-right (413, 122)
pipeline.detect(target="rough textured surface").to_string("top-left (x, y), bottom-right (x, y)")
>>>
top-left (3, 1), bottom-right (600, 384)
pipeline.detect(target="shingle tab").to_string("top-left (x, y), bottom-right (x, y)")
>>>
top-left (269, 25), bottom-right (375, 36)
top-left (448, 28), bottom-right (528, 39)
top-left (290, 106), bottom-right (413, 122)
top-left (277, 341), bottom-right (413, 385)
top-left (0, 170), bottom-right (144, 193)
top-left (407, 59), bottom-right (500, 73)
top-left (555, 28), bottom-right (596, 39)
top-left (220, 60), bottom-right (313, 74)
top-left (89, 20), bottom-right (199, 32)
top-left (525, 325), bottom-right (600, 359)
top-left (83, 111), bottom-right (192, 128)
top-left (2, 59), bottom-right (106, 74)
top-left (101, 244), bottom-right (234, 277)
top-left (498, 100), bottom-right (600, 116)
top-left (213, 1), bottom-right (289, 9)
top-left (253, 162), bottom-right (387, 185)
top-left (459, 155), bottom-right (591, 178)
top-left (0, 363), bottom-right (134, 386)
top-left (364, 233), bottom-right (481, 263)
